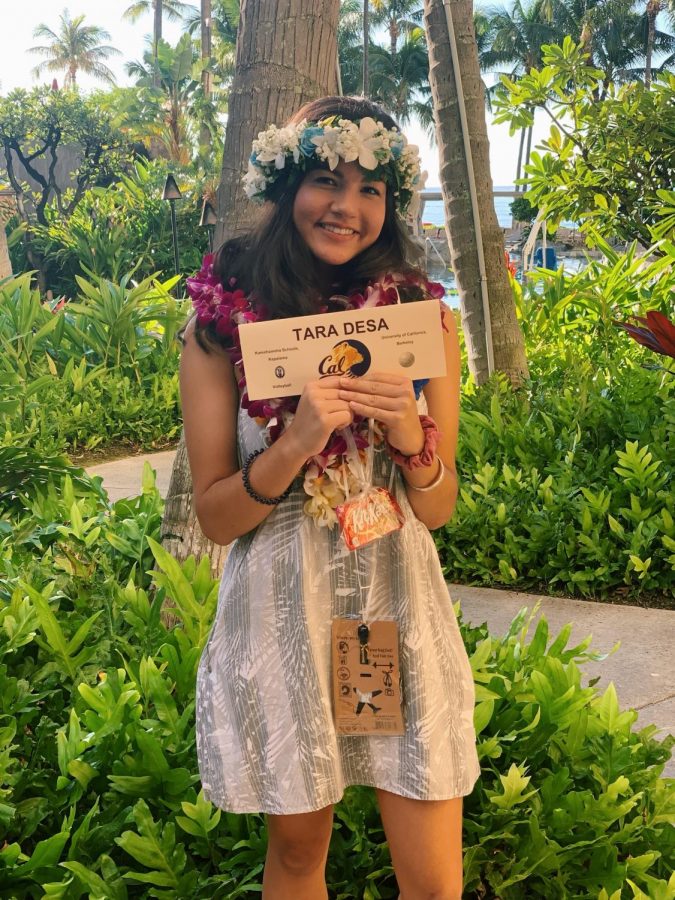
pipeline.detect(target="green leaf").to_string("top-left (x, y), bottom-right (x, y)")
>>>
top-left (114, 799), bottom-right (184, 887)
top-left (61, 861), bottom-right (110, 897)
top-left (20, 581), bottom-right (75, 679)
top-left (488, 763), bottom-right (538, 809)
top-left (13, 831), bottom-right (69, 874)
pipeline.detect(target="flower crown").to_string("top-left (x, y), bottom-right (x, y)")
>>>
top-left (242, 115), bottom-right (426, 215)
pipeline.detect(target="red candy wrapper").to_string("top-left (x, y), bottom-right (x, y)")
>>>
top-left (336, 487), bottom-right (404, 551)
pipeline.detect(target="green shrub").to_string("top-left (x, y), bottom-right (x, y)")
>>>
top-left (509, 196), bottom-right (537, 224)
top-left (28, 161), bottom-right (210, 298)
top-left (0, 272), bottom-right (185, 456)
top-left (0, 461), bottom-right (672, 897)
top-left (435, 236), bottom-right (675, 603)
top-left (438, 370), bottom-right (674, 600)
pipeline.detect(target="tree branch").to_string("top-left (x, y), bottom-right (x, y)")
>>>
top-left (1, 141), bottom-right (30, 224)
top-left (541, 104), bottom-right (585, 152)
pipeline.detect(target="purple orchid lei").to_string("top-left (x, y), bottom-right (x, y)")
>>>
top-left (186, 254), bottom-right (446, 526)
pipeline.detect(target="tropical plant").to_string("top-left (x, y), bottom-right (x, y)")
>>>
top-left (494, 40), bottom-right (675, 246)
top-left (0, 194), bottom-right (15, 281)
top-left (0, 462), bottom-right (672, 896)
top-left (615, 310), bottom-right (675, 365)
top-left (338, 2), bottom-right (435, 132)
top-left (28, 9), bottom-right (120, 88)
top-left (184, 0), bottom-right (240, 68)
top-left (548, 0), bottom-right (675, 93)
top-left (339, 0), bottom-right (365, 93)
top-left (474, 9), bottom-right (498, 103)
top-left (0, 271), bottom-right (184, 455)
top-left (123, 0), bottom-right (196, 73)
top-left (371, 0), bottom-right (424, 57)
top-left (368, 28), bottom-right (432, 124)
top-left (125, 34), bottom-right (219, 163)
top-left (123, 0), bottom-right (196, 27)
top-left (0, 87), bottom-right (133, 288)
top-left (435, 233), bottom-right (675, 600)
top-left (644, 0), bottom-right (671, 85)
top-left (477, 0), bottom-right (560, 181)
top-left (510, 195), bottom-right (538, 223)
top-left (28, 161), bottom-right (210, 297)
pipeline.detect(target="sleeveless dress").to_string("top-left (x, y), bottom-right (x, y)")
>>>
top-left (195, 401), bottom-right (481, 815)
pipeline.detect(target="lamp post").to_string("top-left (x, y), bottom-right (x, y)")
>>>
top-left (162, 174), bottom-right (182, 275)
top-left (199, 199), bottom-right (217, 252)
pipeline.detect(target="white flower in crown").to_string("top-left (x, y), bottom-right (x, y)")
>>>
top-left (350, 117), bottom-right (392, 170)
top-left (251, 123), bottom-right (301, 169)
top-left (399, 143), bottom-right (423, 188)
top-left (243, 162), bottom-right (269, 199)
top-left (311, 124), bottom-right (341, 170)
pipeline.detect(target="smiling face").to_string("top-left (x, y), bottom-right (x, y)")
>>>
top-left (292, 160), bottom-right (387, 268)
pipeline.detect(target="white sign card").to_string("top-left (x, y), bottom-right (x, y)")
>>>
top-left (238, 300), bottom-right (446, 400)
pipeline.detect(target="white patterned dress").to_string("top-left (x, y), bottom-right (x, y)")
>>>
top-left (195, 403), bottom-right (481, 814)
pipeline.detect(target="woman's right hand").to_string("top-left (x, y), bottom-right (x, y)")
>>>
top-left (284, 377), bottom-right (353, 459)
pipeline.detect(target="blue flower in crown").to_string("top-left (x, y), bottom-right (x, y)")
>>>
top-left (389, 134), bottom-right (405, 159)
top-left (300, 126), bottom-right (324, 157)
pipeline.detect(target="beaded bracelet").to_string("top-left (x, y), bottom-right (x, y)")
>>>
top-left (386, 415), bottom-right (442, 471)
top-left (241, 449), bottom-right (293, 506)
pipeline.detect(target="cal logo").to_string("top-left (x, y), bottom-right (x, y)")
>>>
top-left (319, 339), bottom-right (371, 378)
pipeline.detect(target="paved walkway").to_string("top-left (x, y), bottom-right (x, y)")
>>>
top-left (86, 450), bottom-right (674, 778)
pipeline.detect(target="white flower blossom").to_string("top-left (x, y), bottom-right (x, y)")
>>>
top-left (311, 125), bottom-right (341, 170)
top-left (243, 163), bottom-right (268, 199)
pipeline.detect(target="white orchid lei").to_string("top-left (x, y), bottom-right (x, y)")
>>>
top-left (242, 115), bottom-right (426, 215)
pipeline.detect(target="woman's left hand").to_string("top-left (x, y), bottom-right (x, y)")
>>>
top-left (338, 372), bottom-right (424, 455)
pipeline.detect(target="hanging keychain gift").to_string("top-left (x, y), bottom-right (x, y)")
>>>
top-left (335, 418), bottom-right (405, 551)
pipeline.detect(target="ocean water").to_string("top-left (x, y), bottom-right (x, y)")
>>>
top-left (421, 186), bottom-right (581, 304)
top-left (421, 186), bottom-right (515, 304)
top-left (421, 186), bottom-right (516, 229)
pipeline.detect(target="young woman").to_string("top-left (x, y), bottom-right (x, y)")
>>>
top-left (180, 95), bottom-right (480, 900)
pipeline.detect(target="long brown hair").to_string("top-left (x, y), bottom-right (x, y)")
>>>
top-left (192, 96), bottom-right (423, 354)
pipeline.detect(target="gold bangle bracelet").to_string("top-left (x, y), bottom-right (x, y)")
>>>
top-left (405, 456), bottom-right (445, 492)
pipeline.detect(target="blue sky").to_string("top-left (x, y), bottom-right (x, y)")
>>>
top-left (0, 0), bottom-right (550, 186)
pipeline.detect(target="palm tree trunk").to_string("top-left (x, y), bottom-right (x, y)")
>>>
top-left (160, 433), bottom-right (231, 572)
top-left (363, 0), bottom-right (370, 95)
top-left (161, 0), bottom-right (341, 590)
top-left (514, 126), bottom-right (526, 190)
top-left (524, 121), bottom-right (533, 171)
top-left (423, 0), bottom-right (529, 386)
top-left (390, 18), bottom-right (398, 57)
top-left (644, 0), bottom-right (660, 88)
top-left (200, 0), bottom-right (213, 149)
top-left (153, 0), bottom-right (163, 88)
top-left (213, 0), bottom-right (340, 246)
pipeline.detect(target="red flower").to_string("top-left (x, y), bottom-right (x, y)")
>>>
top-left (424, 279), bottom-right (446, 299)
